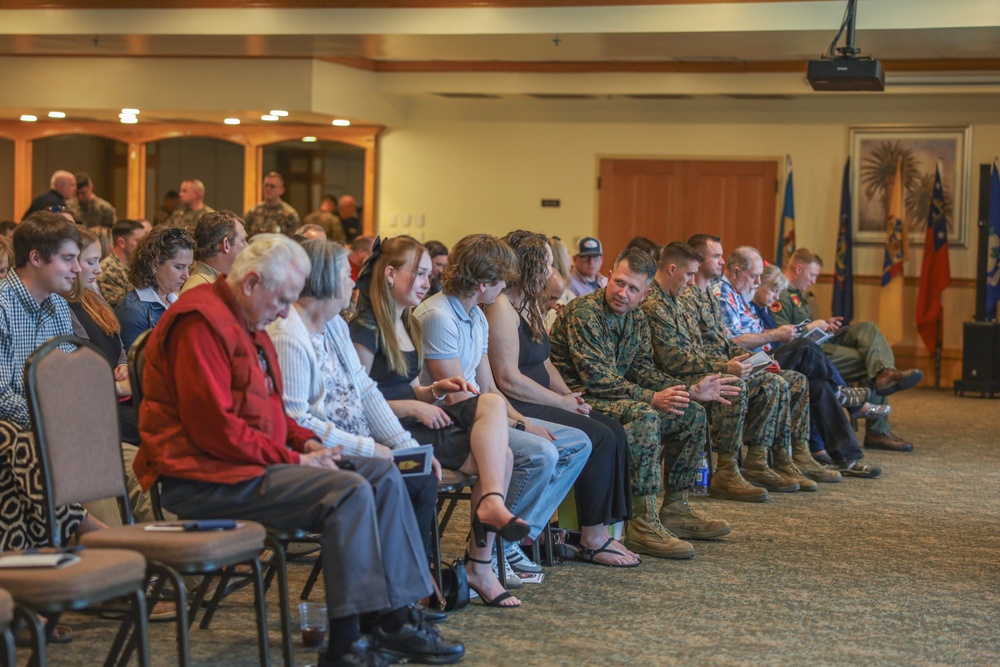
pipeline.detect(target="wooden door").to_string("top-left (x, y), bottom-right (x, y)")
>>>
top-left (598, 158), bottom-right (779, 264)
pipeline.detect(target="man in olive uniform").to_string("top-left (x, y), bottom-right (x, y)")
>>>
top-left (163, 179), bottom-right (214, 232)
top-left (67, 172), bottom-right (116, 228)
top-left (675, 235), bottom-right (838, 489)
top-left (244, 172), bottom-right (299, 236)
top-left (302, 194), bottom-right (346, 244)
top-left (776, 248), bottom-right (921, 452)
top-left (550, 247), bottom-right (740, 559)
top-left (98, 219), bottom-right (147, 308)
top-left (642, 242), bottom-right (821, 503)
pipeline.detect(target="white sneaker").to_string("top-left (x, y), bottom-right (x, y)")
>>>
top-left (504, 542), bottom-right (543, 573)
top-left (491, 548), bottom-right (523, 589)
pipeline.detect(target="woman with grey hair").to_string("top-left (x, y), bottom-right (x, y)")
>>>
top-left (266, 239), bottom-right (443, 561)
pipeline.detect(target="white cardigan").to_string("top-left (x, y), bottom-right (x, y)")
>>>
top-left (267, 307), bottom-right (419, 457)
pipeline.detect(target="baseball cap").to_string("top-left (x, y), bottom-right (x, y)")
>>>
top-left (576, 237), bottom-right (603, 257)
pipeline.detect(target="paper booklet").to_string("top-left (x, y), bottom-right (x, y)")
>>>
top-left (745, 350), bottom-right (776, 376)
top-left (801, 326), bottom-right (833, 345)
top-left (0, 552), bottom-right (81, 569)
top-left (392, 445), bottom-right (434, 477)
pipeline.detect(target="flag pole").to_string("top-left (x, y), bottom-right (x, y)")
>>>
top-left (933, 319), bottom-right (942, 388)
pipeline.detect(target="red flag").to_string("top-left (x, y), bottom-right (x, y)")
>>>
top-left (915, 162), bottom-right (951, 353)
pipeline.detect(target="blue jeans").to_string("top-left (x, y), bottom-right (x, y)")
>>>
top-left (504, 418), bottom-right (591, 541)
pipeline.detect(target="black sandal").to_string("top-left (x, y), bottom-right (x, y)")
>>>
top-left (463, 553), bottom-right (520, 608)
top-left (576, 538), bottom-right (642, 568)
top-left (470, 492), bottom-right (530, 548)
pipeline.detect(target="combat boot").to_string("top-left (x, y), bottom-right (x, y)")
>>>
top-left (623, 496), bottom-right (695, 559)
top-left (658, 491), bottom-right (731, 539)
top-left (708, 452), bottom-right (769, 502)
top-left (773, 447), bottom-right (818, 492)
top-left (744, 446), bottom-right (800, 492)
top-left (791, 442), bottom-right (842, 483)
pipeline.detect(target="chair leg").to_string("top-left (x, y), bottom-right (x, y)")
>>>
top-left (0, 625), bottom-right (14, 667)
top-left (430, 508), bottom-right (445, 600)
top-left (198, 570), bottom-right (233, 630)
top-left (14, 606), bottom-right (45, 667)
top-left (266, 537), bottom-right (294, 667)
top-left (130, 586), bottom-right (151, 667)
top-left (300, 559), bottom-right (323, 602)
top-left (249, 558), bottom-right (271, 667)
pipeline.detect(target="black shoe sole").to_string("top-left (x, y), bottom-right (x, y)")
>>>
top-left (864, 441), bottom-right (913, 452)
top-left (875, 371), bottom-right (923, 396)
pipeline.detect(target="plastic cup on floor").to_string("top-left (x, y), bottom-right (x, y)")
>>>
top-left (298, 601), bottom-right (328, 648)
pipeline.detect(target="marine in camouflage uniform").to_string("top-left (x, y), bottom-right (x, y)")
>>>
top-left (67, 195), bottom-right (116, 229)
top-left (164, 204), bottom-right (215, 234)
top-left (301, 210), bottom-right (346, 244)
top-left (244, 200), bottom-right (299, 237)
top-left (97, 252), bottom-right (132, 309)
top-left (551, 287), bottom-right (726, 557)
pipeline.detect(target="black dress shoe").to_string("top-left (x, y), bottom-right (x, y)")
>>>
top-left (307, 637), bottom-right (388, 667)
top-left (415, 602), bottom-right (447, 624)
top-left (372, 608), bottom-right (465, 665)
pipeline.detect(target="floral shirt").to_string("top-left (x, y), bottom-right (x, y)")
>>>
top-left (309, 331), bottom-right (370, 438)
top-left (711, 275), bottom-right (770, 353)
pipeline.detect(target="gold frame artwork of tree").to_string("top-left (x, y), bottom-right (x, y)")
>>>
top-left (850, 126), bottom-right (970, 246)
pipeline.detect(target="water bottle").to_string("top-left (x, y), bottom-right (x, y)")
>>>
top-left (692, 452), bottom-right (709, 495)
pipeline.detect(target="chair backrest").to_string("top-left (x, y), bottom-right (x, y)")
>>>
top-left (127, 328), bottom-right (153, 409)
top-left (25, 335), bottom-right (131, 546)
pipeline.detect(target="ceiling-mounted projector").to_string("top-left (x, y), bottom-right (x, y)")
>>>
top-left (806, 0), bottom-right (885, 92)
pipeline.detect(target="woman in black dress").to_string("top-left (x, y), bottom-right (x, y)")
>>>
top-left (350, 236), bottom-right (528, 607)
top-left (485, 231), bottom-right (639, 567)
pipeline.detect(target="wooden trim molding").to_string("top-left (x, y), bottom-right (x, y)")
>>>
top-left (818, 273), bottom-right (976, 289)
top-left (0, 0), bottom-right (815, 8)
top-left (0, 121), bottom-right (384, 228)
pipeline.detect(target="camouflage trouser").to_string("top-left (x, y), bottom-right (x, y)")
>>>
top-left (741, 371), bottom-right (787, 450)
top-left (779, 369), bottom-right (811, 446)
top-left (592, 399), bottom-right (707, 497)
top-left (703, 375), bottom-right (748, 456)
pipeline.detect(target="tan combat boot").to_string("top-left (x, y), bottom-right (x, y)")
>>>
top-left (773, 447), bottom-right (818, 492)
top-left (792, 442), bottom-right (843, 483)
top-left (708, 452), bottom-right (770, 503)
top-left (744, 446), bottom-right (800, 492)
top-left (623, 496), bottom-right (695, 559)
top-left (659, 491), bottom-right (731, 539)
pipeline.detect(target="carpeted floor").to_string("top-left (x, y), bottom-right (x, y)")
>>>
top-left (23, 389), bottom-right (1000, 666)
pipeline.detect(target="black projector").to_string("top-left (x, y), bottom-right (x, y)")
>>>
top-left (807, 58), bottom-right (885, 91)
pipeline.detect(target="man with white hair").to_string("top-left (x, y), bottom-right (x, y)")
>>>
top-left (23, 170), bottom-right (77, 218)
top-left (134, 234), bottom-right (464, 667)
top-left (163, 179), bottom-right (215, 232)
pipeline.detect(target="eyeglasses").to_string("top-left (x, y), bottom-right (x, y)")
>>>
top-left (46, 205), bottom-right (69, 213)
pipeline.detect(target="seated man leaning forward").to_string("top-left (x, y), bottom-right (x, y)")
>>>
top-left (133, 234), bottom-right (464, 667)
top-left (550, 247), bottom-right (740, 560)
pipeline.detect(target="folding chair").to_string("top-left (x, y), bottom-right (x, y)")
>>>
top-left (26, 335), bottom-right (270, 667)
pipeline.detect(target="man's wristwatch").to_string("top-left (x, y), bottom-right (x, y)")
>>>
top-left (514, 420), bottom-right (526, 431)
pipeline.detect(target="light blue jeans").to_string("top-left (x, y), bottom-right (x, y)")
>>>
top-left (504, 417), bottom-right (591, 541)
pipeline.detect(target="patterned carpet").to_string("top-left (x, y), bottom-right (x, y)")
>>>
top-left (24, 389), bottom-right (1000, 666)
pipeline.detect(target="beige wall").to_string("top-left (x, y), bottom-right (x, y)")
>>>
top-left (0, 139), bottom-right (12, 221)
top-left (378, 102), bottom-right (1000, 352)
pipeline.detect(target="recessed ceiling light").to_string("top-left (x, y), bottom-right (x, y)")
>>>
top-left (269, 110), bottom-right (289, 117)
top-left (20, 114), bottom-right (37, 122)
top-left (224, 118), bottom-right (241, 125)
top-left (121, 108), bottom-right (140, 115)
top-left (331, 119), bottom-right (351, 127)
top-left (301, 136), bottom-right (318, 143)
top-left (48, 111), bottom-right (66, 119)
top-left (261, 114), bottom-right (279, 121)
top-left (120, 115), bottom-right (138, 124)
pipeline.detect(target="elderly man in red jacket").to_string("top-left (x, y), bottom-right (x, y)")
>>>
top-left (134, 234), bottom-right (464, 667)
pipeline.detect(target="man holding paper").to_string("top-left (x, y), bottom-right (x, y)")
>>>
top-left (715, 246), bottom-right (880, 479)
top-left (641, 242), bottom-right (802, 501)
top-left (775, 249), bottom-right (920, 453)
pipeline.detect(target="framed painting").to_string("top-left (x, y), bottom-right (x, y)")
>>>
top-left (849, 126), bottom-right (970, 246)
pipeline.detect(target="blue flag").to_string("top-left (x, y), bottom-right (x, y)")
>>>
top-left (987, 160), bottom-right (1000, 320)
top-left (832, 158), bottom-right (854, 324)
top-left (775, 156), bottom-right (795, 267)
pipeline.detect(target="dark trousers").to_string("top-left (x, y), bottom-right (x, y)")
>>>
top-left (403, 473), bottom-right (438, 557)
top-left (772, 339), bottom-right (864, 463)
top-left (512, 400), bottom-right (632, 527)
top-left (161, 457), bottom-right (433, 618)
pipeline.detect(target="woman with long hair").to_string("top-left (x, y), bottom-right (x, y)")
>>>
top-left (350, 235), bottom-right (528, 607)
top-left (115, 225), bottom-right (194, 351)
top-left (485, 230), bottom-right (640, 567)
